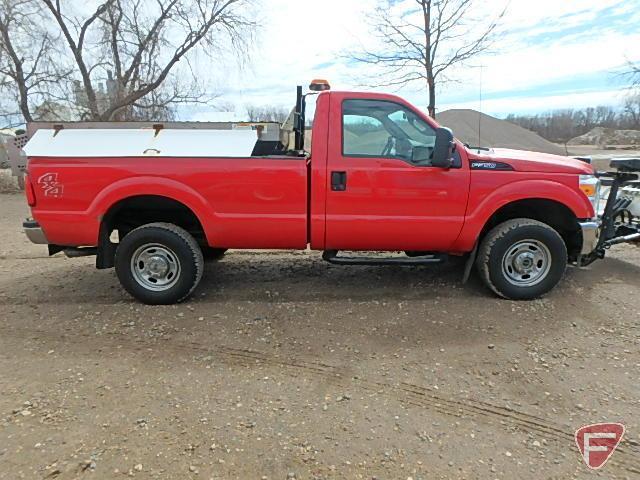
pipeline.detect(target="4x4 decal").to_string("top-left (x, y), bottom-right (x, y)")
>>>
top-left (37, 173), bottom-right (64, 198)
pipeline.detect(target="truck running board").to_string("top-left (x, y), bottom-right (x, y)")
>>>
top-left (63, 247), bottom-right (98, 258)
top-left (322, 250), bottom-right (446, 266)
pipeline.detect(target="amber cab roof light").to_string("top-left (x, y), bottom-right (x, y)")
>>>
top-left (309, 79), bottom-right (331, 92)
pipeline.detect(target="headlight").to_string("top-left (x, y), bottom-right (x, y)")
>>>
top-left (579, 174), bottom-right (601, 216)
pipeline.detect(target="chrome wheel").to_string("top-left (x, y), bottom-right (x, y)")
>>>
top-left (501, 239), bottom-right (551, 287)
top-left (130, 243), bottom-right (181, 291)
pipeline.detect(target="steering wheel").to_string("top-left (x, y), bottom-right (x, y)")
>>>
top-left (381, 136), bottom-right (395, 156)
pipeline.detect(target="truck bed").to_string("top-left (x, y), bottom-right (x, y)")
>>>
top-left (25, 129), bottom-right (309, 249)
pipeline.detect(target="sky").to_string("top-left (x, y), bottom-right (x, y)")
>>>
top-left (185, 0), bottom-right (640, 121)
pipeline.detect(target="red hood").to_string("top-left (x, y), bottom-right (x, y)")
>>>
top-left (469, 147), bottom-right (594, 175)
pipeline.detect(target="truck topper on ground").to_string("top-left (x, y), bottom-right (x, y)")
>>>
top-left (20, 81), bottom-right (640, 304)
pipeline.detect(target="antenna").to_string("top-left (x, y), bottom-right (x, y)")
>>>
top-left (478, 64), bottom-right (484, 149)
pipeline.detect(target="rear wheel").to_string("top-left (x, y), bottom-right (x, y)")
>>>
top-left (115, 223), bottom-right (204, 304)
top-left (477, 219), bottom-right (567, 300)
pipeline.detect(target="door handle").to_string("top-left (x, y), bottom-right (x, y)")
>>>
top-left (331, 171), bottom-right (347, 191)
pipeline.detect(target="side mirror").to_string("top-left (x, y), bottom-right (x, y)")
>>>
top-left (432, 127), bottom-right (455, 168)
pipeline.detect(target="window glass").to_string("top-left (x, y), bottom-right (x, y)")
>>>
top-left (343, 115), bottom-right (387, 155)
top-left (342, 99), bottom-right (436, 164)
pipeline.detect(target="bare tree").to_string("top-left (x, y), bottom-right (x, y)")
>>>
top-left (245, 104), bottom-right (261, 122)
top-left (626, 60), bottom-right (640, 89)
top-left (213, 100), bottom-right (236, 112)
top-left (245, 104), bottom-right (288, 123)
top-left (0, 0), bottom-right (255, 124)
top-left (0, 0), bottom-right (70, 125)
top-left (506, 100), bottom-right (640, 143)
top-left (624, 92), bottom-right (640, 129)
top-left (350, 0), bottom-right (506, 117)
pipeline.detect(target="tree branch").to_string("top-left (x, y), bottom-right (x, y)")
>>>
top-left (348, 0), bottom-right (507, 117)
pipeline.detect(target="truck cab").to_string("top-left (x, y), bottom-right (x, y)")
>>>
top-left (21, 82), bottom-right (640, 304)
top-left (314, 92), bottom-right (471, 253)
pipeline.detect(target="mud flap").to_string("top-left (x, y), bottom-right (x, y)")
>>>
top-left (96, 222), bottom-right (116, 269)
top-left (462, 242), bottom-right (479, 284)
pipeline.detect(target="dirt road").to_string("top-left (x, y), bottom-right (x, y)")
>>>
top-left (1, 193), bottom-right (639, 479)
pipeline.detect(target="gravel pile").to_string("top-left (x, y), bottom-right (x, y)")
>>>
top-left (437, 109), bottom-right (566, 155)
top-left (568, 127), bottom-right (640, 146)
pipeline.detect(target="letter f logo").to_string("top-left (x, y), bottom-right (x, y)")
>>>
top-left (575, 423), bottom-right (625, 469)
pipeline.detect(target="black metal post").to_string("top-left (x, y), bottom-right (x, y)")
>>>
top-left (294, 86), bottom-right (304, 151)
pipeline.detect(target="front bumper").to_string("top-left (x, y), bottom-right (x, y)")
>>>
top-left (579, 220), bottom-right (600, 255)
top-left (23, 219), bottom-right (48, 244)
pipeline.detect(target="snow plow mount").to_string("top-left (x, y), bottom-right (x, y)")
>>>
top-left (580, 159), bottom-right (640, 266)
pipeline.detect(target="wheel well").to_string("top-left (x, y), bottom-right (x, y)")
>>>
top-left (97, 195), bottom-right (206, 268)
top-left (481, 199), bottom-right (582, 260)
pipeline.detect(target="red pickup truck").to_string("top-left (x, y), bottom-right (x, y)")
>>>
top-left (21, 82), bottom-right (640, 304)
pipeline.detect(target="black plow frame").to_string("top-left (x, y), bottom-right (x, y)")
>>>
top-left (581, 159), bottom-right (640, 266)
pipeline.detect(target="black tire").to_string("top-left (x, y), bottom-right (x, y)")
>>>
top-left (202, 247), bottom-right (228, 262)
top-left (476, 219), bottom-right (567, 300)
top-left (115, 223), bottom-right (204, 305)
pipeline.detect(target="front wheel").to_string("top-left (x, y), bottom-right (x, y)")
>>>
top-left (115, 223), bottom-right (204, 304)
top-left (476, 219), bottom-right (567, 300)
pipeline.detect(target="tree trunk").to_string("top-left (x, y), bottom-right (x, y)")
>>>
top-left (427, 80), bottom-right (436, 118)
top-left (0, 18), bottom-right (33, 123)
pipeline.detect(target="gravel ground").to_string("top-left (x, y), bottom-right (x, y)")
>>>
top-left (0, 193), bottom-right (639, 480)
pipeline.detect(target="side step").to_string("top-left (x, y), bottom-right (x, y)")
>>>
top-left (63, 247), bottom-right (98, 258)
top-left (322, 250), bottom-right (446, 266)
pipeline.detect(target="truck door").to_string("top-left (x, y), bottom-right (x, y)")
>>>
top-left (324, 95), bottom-right (470, 252)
